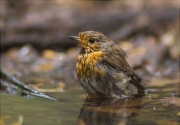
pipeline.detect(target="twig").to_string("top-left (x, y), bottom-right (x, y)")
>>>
top-left (0, 68), bottom-right (58, 101)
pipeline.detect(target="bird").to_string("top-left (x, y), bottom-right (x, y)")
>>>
top-left (69, 31), bottom-right (144, 98)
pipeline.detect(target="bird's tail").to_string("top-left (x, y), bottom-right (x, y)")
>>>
top-left (130, 72), bottom-right (145, 94)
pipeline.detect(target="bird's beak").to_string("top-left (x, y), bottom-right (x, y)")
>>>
top-left (68, 36), bottom-right (80, 41)
top-left (69, 35), bottom-right (86, 48)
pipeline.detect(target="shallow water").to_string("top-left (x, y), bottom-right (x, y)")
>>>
top-left (1, 83), bottom-right (179, 125)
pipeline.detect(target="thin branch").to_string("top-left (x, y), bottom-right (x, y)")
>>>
top-left (0, 68), bottom-right (59, 101)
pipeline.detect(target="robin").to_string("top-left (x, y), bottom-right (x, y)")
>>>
top-left (69, 31), bottom-right (144, 98)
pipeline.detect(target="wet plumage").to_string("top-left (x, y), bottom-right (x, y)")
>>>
top-left (69, 31), bottom-right (144, 98)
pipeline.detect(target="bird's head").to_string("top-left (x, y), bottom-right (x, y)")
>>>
top-left (69, 31), bottom-right (111, 52)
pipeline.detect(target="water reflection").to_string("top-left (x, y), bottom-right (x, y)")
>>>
top-left (77, 96), bottom-right (143, 125)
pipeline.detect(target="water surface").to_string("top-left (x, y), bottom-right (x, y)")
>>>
top-left (1, 83), bottom-right (179, 125)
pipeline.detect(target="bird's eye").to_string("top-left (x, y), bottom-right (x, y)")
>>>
top-left (89, 38), bottom-right (95, 43)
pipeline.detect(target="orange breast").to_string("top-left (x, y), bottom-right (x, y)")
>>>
top-left (76, 51), bottom-right (105, 78)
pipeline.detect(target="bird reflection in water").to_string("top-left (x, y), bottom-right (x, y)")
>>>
top-left (77, 96), bottom-right (143, 125)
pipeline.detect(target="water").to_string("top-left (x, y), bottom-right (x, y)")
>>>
top-left (1, 83), bottom-right (179, 125)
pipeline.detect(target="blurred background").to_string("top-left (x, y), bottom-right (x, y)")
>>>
top-left (0, 1), bottom-right (179, 125)
top-left (0, 0), bottom-right (179, 93)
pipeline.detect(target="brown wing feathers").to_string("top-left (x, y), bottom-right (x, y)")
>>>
top-left (104, 44), bottom-right (144, 92)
